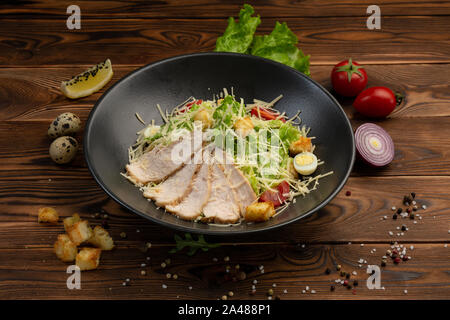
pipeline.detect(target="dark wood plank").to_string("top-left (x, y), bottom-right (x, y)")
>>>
top-left (1, 64), bottom-right (449, 122)
top-left (0, 244), bottom-right (448, 299)
top-left (1, 0), bottom-right (449, 18)
top-left (0, 16), bottom-right (449, 66)
top-left (1, 175), bottom-right (449, 248)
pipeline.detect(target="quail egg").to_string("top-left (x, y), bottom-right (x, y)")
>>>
top-left (293, 152), bottom-right (318, 176)
top-left (49, 136), bottom-right (79, 164)
top-left (48, 112), bottom-right (81, 139)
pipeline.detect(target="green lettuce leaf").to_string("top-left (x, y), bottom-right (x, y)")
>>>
top-left (215, 4), bottom-right (261, 53)
top-left (212, 95), bottom-right (245, 128)
top-left (279, 122), bottom-right (301, 146)
top-left (251, 22), bottom-right (310, 76)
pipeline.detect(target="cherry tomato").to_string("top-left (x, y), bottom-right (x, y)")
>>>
top-left (251, 107), bottom-right (286, 122)
top-left (353, 86), bottom-right (396, 118)
top-left (331, 58), bottom-right (368, 97)
top-left (259, 181), bottom-right (290, 207)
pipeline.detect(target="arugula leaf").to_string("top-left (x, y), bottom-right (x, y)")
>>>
top-left (215, 4), bottom-right (261, 53)
top-left (169, 233), bottom-right (221, 256)
top-left (251, 22), bottom-right (310, 76)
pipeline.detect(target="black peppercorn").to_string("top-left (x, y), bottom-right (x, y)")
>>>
top-left (404, 195), bottom-right (412, 205)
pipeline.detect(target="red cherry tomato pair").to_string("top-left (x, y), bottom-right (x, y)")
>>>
top-left (331, 58), bottom-right (397, 118)
top-left (259, 181), bottom-right (290, 207)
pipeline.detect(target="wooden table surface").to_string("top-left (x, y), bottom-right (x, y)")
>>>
top-left (0, 1), bottom-right (449, 300)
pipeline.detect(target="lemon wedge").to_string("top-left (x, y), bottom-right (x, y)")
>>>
top-left (61, 59), bottom-right (113, 99)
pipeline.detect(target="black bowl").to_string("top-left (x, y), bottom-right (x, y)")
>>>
top-left (84, 52), bottom-right (355, 235)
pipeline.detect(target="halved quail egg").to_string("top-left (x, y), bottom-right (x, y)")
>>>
top-left (293, 152), bottom-right (318, 176)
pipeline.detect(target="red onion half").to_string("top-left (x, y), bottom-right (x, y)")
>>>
top-left (355, 123), bottom-right (394, 167)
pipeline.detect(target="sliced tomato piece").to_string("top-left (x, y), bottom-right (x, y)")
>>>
top-left (179, 99), bottom-right (203, 113)
top-left (259, 190), bottom-right (282, 207)
top-left (277, 181), bottom-right (290, 198)
top-left (259, 181), bottom-right (290, 207)
top-left (251, 107), bottom-right (286, 122)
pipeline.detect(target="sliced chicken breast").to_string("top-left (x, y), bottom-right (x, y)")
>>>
top-left (165, 160), bottom-right (211, 221)
top-left (143, 161), bottom-right (200, 207)
top-left (202, 164), bottom-right (241, 224)
top-left (221, 164), bottom-right (257, 215)
top-left (126, 133), bottom-right (201, 184)
top-left (213, 148), bottom-right (257, 215)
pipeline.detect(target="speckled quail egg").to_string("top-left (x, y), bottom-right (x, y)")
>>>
top-left (49, 136), bottom-right (79, 164)
top-left (293, 152), bottom-right (318, 176)
top-left (48, 112), bottom-right (81, 139)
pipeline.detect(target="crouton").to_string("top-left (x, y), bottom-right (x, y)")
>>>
top-left (38, 207), bottom-right (59, 224)
top-left (89, 226), bottom-right (115, 250)
top-left (234, 117), bottom-right (254, 137)
top-left (287, 157), bottom-right (299, 179)
top-left (289, 136), bottom-right (312, 155)
top-left (76, 247), bottom-right (101, 271)
top-left (54, 234), bottom-right (77, 262)
top-left (193, 108), bottom-right (213, 129)
top-left (63, 213), bottom-right (81, 232)
top-left (245, 202), bottom-right (275, 222)
top-left (67, 220), bottom-right (93, 245)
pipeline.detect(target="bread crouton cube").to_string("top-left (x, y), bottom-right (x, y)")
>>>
top-left (67, 220), bottom-right (93, 245)
top-left (193, 108), bottom-right (213, 129)
top-left (89, 226), bottom-right (115, 250)
top-left (234, 116), bottom-right (254, 137)
top-left (54, 234), bottom-right (77, 262)
top-left (63, 213), bottom-right (81, 232)
top-left (245, 202), bottom-right (275, 222)
top-left (76, 247), bottom-right (101, 271)
top-left (38, 207), bottom-right (59, 224)
top-left (289, 136), bottom-right (312, 155)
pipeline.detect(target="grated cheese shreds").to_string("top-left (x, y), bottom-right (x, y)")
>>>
top-left (135, 112), bottom-right (146, 125)
top-left (123, 89), bottom-right (333, 222)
